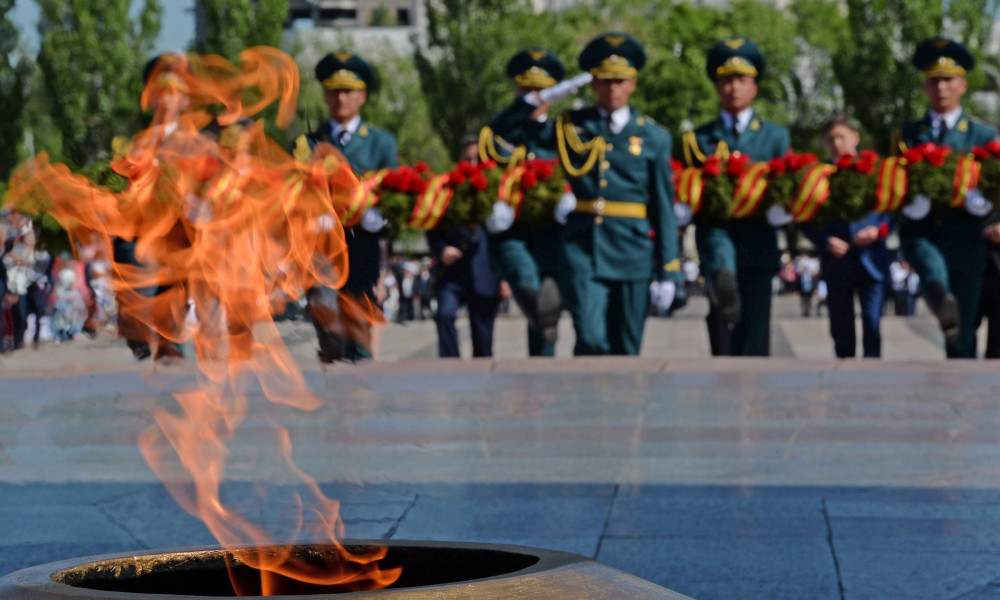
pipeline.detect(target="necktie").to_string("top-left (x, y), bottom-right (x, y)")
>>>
top-left (936, 120), bottom-right (947, 144)
top-left (731, 121), bottom-right (741, 140)
top-left (337, 128), bottom-right (350, 146)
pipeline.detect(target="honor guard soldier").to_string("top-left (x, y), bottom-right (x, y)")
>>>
top-left (682, 37), bottom-right (790, 356)
top-left (490, 33), bottom-right (679, 355)
top-left (294, 52), bottom-right (400, 363)
top-left (892, 37), bottom-right (996, 358)
top-left (480, 48), bottom-right (566, 356)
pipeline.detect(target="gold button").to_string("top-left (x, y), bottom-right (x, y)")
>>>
top-left (599, 180), bottom-right (608, 188)
top-left (732, 151), bottom-right (741, 157)
top-left (595, 216), bottom-right (603, 225)
top-left (601, 161), bottom-right (611, 169)
top-left (607, 144), bottom-right (614, 151)
top-left (595, 199), bottom-right (606, 213)
top-left (527, 152), bottom-right (536, 160)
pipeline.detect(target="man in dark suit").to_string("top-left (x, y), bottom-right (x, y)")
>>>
top-left (803, 116), bottom-right (892, 358)
top-left (892, 37), bottom-right (997, 358)
top-left (681, 37), bottom-right (791, 356)
top-left (488, 32), bottom-right (680, 356)
top-left (294, 52), bottom-right (399, 363)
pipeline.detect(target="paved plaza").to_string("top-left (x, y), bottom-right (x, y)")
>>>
top-left (2, 295), bottom-right (1000, 599)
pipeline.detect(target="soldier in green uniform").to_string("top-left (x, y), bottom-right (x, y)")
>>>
top-left (490, 33), bottom-right (679, 356)
top-left (892, 37), bottom-right (997, 358)
top-left (293, 52), bottom-right (399, 362)
top-left (480, 48), bottom-right (565, 356)
top-left (681, 37), bottom-right (790, 356)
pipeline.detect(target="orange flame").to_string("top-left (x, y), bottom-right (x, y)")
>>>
top-left (5, 47), bottom-right (398, 594)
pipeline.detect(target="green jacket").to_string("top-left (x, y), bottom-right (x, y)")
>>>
top-left (297, 118), bottom-right (399, 173)
top-left (682, 113), bottom-right (790, 270)
top-left (895, 111), bottom-right (995, 154)
top-left (490, 97), bottom-right (678, 282)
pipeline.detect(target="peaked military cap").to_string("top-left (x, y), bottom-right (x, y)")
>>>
top-left (315, 52), bottom-right (374, 90)
top-left (506, 48), bottom-right (565, 88)
top-left (706, 37), bottom-right (766, 80)
top-left (912, 37), bottom-right (975, 77)
top-left (578, 32), bottom-right (646, 79)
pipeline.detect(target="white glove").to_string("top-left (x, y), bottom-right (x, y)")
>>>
top-left (654, 280), bottom-right (676, 312)
top-left (965, 188), bottom-right (993, 217)
top-left (554, 191), bottom-right (577, 224)
top-left (360, 207), bottom-right (387, 233)
top-left (535, 73), bottom-right (594, 105)
top-left (901, 193), bottom-right (932, 221)
top-left (674, 202), bottom-right (693, 227)
top-left (765, 204), bottom-right (794, 227)
top-left (485, 201), bottom-right (515, 233)
top-left (315, 213), bottom-right (337, 233)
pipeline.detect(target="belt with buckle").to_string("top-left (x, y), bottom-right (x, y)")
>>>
top-left (574, 199), bottom-right (647, 219)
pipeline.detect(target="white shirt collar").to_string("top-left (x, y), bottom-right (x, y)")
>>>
top-left (598, 106), bottom-right (631, 135)
top-left (929, 107), bottom-right (962, 131)
top-left (720, 108), bottom-right (753, 133)
top-left (330, 115), bottom-right (361, 137)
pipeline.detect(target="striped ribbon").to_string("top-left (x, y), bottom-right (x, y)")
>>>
top-left (729, 162), bottom-right (771, 218)
top-left (874, 158), bottom-right (908, 213)
top-left (950, 154), bottom-right (981, 208)
top-left (675, 167), bottom-right (705, 216)
top-left (499, 165), bottom-right (526, 218)
top-left (408, 174), bottom-right (454, 230)
top-left (341, 168), bottom-right (389, 226)
top-left (791, 164), bottom-right (837, 222)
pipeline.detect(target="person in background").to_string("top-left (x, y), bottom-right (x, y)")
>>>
top-left (891, 37), bottom-right (996, 358)
top-left (681, 37), bottom-right (791, 356)
top-left (426, 136), bottom-right (503, 358)
top-left (802, 115), bottom-right (892, 358)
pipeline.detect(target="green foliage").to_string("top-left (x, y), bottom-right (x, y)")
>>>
top-left (0, 0), bottom-right (28, 180)
top-left (193, 0), bottom-right (290, 61)
top-left (414, 0), bottom-right (580, 160)
top-left (35, 0), bottom-right (163, 168)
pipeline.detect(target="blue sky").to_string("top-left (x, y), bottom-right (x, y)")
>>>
top-left (12, 0), bottom-right (195, 56)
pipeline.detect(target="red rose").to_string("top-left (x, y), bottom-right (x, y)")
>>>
top-left (414, 161), bottom-right (430, 173)
top-left (925, 146), bottom-right (950, 167)
top-left (520, 171), bottom-right (538, 189)
top-left (470, 173), bottom-right (488, 192)
top-left (903, 147), bottom-right (925, 163)
top-left (481, 160), bottom-right (498, 170)
top-left (408, 177), bottom-right (428, 194)
top-left (535, 160), bottom-right (555, 179)
top-left (878, 222), bottom-right (889, 238)
top-left (726, 154), bottom-right (750, 177)
top-left (671, 159), bottom-right (685, 173)
top-left (785, 152), bottom-right (817, 172)
top-left (449, 169), bottom-right (467, 186)
top-left (854, 158), bottom-right (876, 175)
top-left (987, 140), bottom-right (1000, 156)
top-left (859, 150), bottom-right (879, 162)
top-left (703, 156), bottom-right (722, 177)
top-left (835, 155), bottom-right (854, 169)
top-left (456, 161), bottom-right (477, 176)
top-left (767, 158), bottom-right (786, 176)
top-left (974, 146), bottom-right (991, 160)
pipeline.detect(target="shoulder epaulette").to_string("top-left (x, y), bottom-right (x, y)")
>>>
top-left (293, 134), bottom-right (312, 162)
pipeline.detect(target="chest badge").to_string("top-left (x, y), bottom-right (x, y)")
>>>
top-left (957, 118), bottom-right (968, 132)
top-left (629, 136), bottom-right (643, 156)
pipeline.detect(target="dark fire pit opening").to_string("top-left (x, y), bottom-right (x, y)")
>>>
top-left (54, 544), bottom-right (540, 596)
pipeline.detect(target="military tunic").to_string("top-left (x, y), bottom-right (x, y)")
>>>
top-left (683, 114), bottom-right (790, 356)
top-left (491, 96), bottom-right (678, 355)
top-left (895, 111), bottom-right (995, 358)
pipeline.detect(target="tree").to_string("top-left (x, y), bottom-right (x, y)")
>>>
top-left (193, 0), bottom-right (290, 62)
top-left (0, 0), bottom-right (29, 179)
top-left (414, 0), bottom-right (581, 159)
top-left (35, 0), bottom-right (163, 167)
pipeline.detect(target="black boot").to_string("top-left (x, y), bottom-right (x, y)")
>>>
top-left (925, 281), bottom-right (960, 345)
top-left (536, 277), bottom-right (561, 345)
top-left (708, 269), bottom-right (741, 325)
top-left (513, 285), bottom-right (541, 330)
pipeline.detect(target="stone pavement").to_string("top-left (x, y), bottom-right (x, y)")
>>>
top-left (2, 295), bottom-right (1000, 599)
